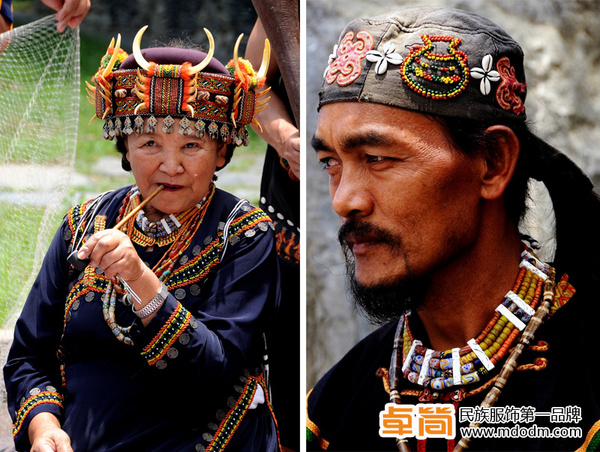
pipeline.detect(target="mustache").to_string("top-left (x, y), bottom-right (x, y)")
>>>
top-left (337, 219), bottom-right (399, 250)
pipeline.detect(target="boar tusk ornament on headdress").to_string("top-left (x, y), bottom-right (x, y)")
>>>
top-left (89, 26), bottom-right (269, 147)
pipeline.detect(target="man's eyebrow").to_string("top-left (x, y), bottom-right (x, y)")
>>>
top-left (311, 135), bottom-right (329, 153)
top-left (311, 130), bottom-right (391, 153)
top-left (310, 130), bottom-right (390, 152)
top-left (340, 131), bottom-right (391, 150)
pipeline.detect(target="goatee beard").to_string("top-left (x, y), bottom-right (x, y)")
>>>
top-left (338, 220), bottom-right (427, 325)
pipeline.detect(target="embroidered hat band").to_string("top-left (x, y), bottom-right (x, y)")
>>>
top-left (87, 27), bottom-right (270, 147)
top-left (319, 7), bottom-right (527, 121)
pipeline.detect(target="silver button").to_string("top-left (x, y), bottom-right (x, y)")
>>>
top-left (155, 360), bottom-right (167, 370)
top-left (179, 333), bottom-right (190, 345)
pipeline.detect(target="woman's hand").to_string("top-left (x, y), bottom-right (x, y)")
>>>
top-left (78, 229), bottom-right (146, 282)
top-left (29, 412), bottom-right (73, 452)
top-left (78, 229), bottom-right (163, 323)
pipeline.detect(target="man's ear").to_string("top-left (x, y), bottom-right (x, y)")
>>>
top-left (479, 125), bottom-right (520, 201)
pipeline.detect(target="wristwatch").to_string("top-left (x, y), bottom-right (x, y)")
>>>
top-left (132, 283), bottom-right (169, 319)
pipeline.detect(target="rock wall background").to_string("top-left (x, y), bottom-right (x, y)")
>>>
top-left (306, 0), bottom-right (600, 388)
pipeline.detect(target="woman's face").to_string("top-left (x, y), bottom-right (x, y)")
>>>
top-left (125, 117), bottom-right (227, 221)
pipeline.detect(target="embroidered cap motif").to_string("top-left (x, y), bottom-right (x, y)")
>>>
top-left (400, 35), bottom-right (469, 99)
top-left (495, 56), bottom-right (527, 115)
top-left (325, 30), bottom-right (374, 87)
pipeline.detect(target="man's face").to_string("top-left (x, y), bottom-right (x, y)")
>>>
top-left (313, 102), bottom-right (485, 294)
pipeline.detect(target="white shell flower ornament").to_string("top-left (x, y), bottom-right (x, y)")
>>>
top-left (366, 41), bottom-right (403, 75)
top-left (471, 54), bottom-right (501, 95)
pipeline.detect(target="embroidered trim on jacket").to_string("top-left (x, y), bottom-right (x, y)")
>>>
top-left (13, 390), bottom-right (64, 437)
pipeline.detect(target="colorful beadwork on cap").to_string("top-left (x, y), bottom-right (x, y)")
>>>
top-left (87, 27), bottom-right (271, 147)
top-left (325, 30), bottom-right (374, 86)
top-left (495, 56), bottom-right (527, 115)
top-left (400, 35), bottom-right (469, 99)
top-left (319, 8), bottom-right (532, 121)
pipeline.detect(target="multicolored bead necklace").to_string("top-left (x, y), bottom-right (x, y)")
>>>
top-left (399, 246), bottom-right (550, 391)
top-left (102, 184), bottom-right (215, 345)
top-left (133, 188), bottom-right (208, 243)
top-left (119, 187), bottom-right (208, 249)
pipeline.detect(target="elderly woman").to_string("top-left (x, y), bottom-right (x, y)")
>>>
top-left (4, 27), bottom-right (279, 452)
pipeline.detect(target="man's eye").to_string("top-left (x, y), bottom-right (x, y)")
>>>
top-left (319, 157), bottom-right (337, 169)
top-left (366, 155), bottom-right (384, 163)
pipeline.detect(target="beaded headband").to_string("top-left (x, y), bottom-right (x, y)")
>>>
top-left (87, 27), bottom-right (270, 147)
top-left (319, 7), bottom-right (527, 121)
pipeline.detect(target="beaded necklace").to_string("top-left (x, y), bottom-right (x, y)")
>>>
top-left (125, 187), bottom-right (208, 248)
top-left (388, 246), bottom-right (557, 452)
top-left (399, 246), bottom-right (549, 391)
top-left (102, 184), bottom-right (215, 345)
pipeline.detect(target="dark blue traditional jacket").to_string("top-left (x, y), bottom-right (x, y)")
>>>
top-left (4, 186), bottom-right (281, 452)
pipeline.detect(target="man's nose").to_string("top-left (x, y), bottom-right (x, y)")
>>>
top-left (331, 171), bottom-right (374, 219)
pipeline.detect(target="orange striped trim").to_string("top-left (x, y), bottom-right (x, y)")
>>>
top-left (12, 391), bottom-right (63, 437)
top-left (306, 389), bottom-right (330, 450)
top-left (141, 302), bottom-right (191, 365)
top-left (576, 419), bottom-right (600, 452)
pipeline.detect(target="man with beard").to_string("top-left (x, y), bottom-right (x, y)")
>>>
top-left (306, 7), bottom-right (600, 452)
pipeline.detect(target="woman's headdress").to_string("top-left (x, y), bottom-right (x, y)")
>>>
top-left (87, 26), bottom-right (270, 147)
